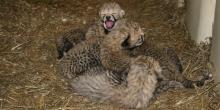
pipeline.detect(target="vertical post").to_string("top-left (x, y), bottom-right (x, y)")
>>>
top-left (211, 0), bottom-right (220, 92)
top-left (186, 0), bottom-right (216, 43)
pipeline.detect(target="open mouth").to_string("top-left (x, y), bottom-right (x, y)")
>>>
top-left (104, 20), bottom-right (115, 30)
top-left (103, 15), bottom-right (116, 31)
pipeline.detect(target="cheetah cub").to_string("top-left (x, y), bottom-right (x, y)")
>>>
top-left (58, 21), bottom-right (144, 79)
top-left (56, 2), bottom-right (126, 59)
top-left (130, 41), bottom-right (211, 90)
top-left (71, 56), bottom-right (161, 109)
top-left (86, 2), bottom-right (126, 38)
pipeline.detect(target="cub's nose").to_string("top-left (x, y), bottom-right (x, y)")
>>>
top-left (106, 16), bottom-right (111, 20)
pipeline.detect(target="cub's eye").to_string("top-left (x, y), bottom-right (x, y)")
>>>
top-left (112, 13), bottom-right (118, 19)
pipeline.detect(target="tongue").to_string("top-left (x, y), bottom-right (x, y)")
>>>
top-left (105, 21), bottom-right (114, 29)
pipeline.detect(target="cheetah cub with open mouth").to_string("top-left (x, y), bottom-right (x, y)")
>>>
top-left (56, 2), bottom-right (126, 59)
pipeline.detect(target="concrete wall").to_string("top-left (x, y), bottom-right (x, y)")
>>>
top-left (211, 0), bottom-right (220, 91)
top-left (186, 0), bottom-right (216, 43)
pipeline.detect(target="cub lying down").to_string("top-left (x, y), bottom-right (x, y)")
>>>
top-left (71, 56), bottom-right (161, 109)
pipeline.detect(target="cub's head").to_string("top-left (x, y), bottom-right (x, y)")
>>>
top-left (99, 2), bottom-right (125, 31)
top-left (120, 21), bottom-right (144, 50)
top-left (105, 21), bottom-right (144, 50)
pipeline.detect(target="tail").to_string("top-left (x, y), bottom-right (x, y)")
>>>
top-left (71, 56), bottom-right (160, 109)
top-left (181, 73), bottom-right (212, 88)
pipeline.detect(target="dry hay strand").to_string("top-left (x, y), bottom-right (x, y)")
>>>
top-left (0, 0), bottom-right (219, 110)
top-left (148, 82), bottom-right (220, 110)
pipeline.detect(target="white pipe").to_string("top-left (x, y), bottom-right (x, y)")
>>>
top-left (211, 0), bottom-right (220, 92)
top-left (187, 0), bottom-right (216, 43)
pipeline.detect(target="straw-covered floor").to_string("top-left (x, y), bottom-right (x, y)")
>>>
top-left (0, 0), bottom-right (219, 109)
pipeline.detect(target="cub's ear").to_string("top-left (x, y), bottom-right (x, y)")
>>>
top-left (121, 33), bottom-right (130, 48)
top-left (120, 9), bottom-right (125, 18)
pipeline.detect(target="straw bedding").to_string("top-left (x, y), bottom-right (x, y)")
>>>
top-left (0, 0), bottom-right (219, 109)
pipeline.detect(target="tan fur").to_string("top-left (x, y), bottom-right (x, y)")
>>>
top-left (100, 21), bottom-right (144, 73)
top-left (99, 2), bottom-right (125, 20)
top-left (71, 56), bottom-right (161, 109)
